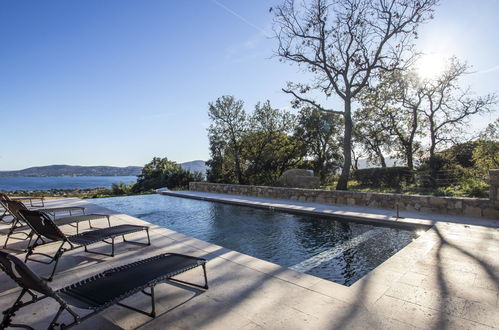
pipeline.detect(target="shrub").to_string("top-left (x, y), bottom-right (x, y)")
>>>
top-left (351, 167), bottom-right (412, 189)
top-left (111, 182), bottom-right (134, 196)
top-left (133, 157), bottom-right (203, 192)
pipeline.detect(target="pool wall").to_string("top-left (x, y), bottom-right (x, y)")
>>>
top-left (189, 182), bottom-right (499, 219)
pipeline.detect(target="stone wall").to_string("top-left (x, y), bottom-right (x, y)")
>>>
top-left (189, 182), bottom-right (499, 219)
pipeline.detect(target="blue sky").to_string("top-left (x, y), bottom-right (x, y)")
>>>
top-left (1, 0), bottom-right (497, 170)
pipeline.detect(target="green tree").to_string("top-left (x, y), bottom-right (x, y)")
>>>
top-left (273, 0), bottom-right (438, 190)
top-left (295, 107), bottom-right (342, 182)
top-left (133, 157), bottom-right (202, 192)
top-left (356, 70), bottom-right (423, 169)
top-left (207, 99), bottom-right (306, 185)
top-left (243, 102), bottom-right (305, 185)
top-left (473, 119), bottom-right (499, 176)
top-left (207, 96), bottom-right (247, 184)
top-left (353, 107), bottom-right (393, 168)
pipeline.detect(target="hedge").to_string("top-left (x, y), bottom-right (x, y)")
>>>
top-left (352, 167), bottom-right (412, 188)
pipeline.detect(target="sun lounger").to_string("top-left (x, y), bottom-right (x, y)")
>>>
top-left (0, 192), bottom-right (45, 208)
top-left (0, 250), bottom-right (207, 329)
top-left (20, 209), bottom-right (150, 281)
top-left (0, 193), bottom-right (45, 222)
top-left (0, 200), bottom-right (89, 249)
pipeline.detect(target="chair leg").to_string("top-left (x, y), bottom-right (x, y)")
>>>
top-left (122, 228), bottom-right (151, 246)
top-left (3, 218), bottom-right (24, 248)
top-left (48, 306), bottom-right (65, 330)
top-left (46, 246), bottom-right (65, 282)
top-left (24, 236), bottom-right (42, 262)
top-left (1, 289), bottom-right (28, 329)
top-left (84, 238), bottom-right (114, 257)
top-left (168, 264), bottom-right (209, 290)
top-left (116, 285), bottom-right (156, 318)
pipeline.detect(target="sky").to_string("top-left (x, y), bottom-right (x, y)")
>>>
top-left (0, 0), bottom-right (498, 170)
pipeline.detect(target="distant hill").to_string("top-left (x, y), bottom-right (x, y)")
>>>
top-left (0, 165), bottom-right (142, 177)
top-left (0, 161), bottom-right (208, 178)
top-left (180, 160), bottom-right (208, 175)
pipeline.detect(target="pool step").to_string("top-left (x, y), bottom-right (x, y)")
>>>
top-left (289, 228), bottom-right (385, 273)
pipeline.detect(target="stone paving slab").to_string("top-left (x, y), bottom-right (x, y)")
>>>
top-left (0, 196), bottom-right (498, 329)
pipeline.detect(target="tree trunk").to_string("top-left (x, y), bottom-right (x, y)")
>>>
top-left (428, 129), bottom-right (438, 188)
top-left (233, 146), bottom-right (245, 185)
top-left (406, 147), bottom-right (413, 169)
top-left (336, 99), bottom-right (352, 190)
top-left (378, 149), bottom-right (387, 168)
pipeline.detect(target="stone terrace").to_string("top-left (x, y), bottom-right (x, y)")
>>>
top-left (0, 195), bottom-right (498, 329)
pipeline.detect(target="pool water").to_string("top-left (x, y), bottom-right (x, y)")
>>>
top-left (91, 194), bottom-right (419, 286)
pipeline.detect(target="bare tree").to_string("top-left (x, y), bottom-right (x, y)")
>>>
top-left (273, 0), bottom-right (437, 189)
top-left (418, 58), bottom-right (497, 185)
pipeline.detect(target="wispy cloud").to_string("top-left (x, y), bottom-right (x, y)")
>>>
top-left (223, 30), bottom-right (272, 64)
top-left (211, 0), bottom-right (271, 37)
top-left (478, 65), bottom-right (499, 74)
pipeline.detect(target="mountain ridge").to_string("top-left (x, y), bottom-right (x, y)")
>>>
top-left (0, 161), bottom-right (208, 177)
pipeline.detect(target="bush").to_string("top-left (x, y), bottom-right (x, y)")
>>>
top-left (111, 182), bottom-right (134, 196)
top-left (415, 155), bottom-right (466, 188)
top-left (351, 167), bottom-right (412, 189)
top-left (133, 157), bottom-right (203, 192)
top-left (435, 178), bottom-right (489, 198)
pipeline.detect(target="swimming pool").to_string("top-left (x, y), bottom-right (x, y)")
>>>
top-left (91, 194), bottom-right (419, 286)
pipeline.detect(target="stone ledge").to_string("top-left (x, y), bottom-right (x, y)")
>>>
top-left (189, 182), bottom-right (499, 219)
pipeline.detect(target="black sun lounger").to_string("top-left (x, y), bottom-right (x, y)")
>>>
top-left (20, 209), bottom-right (150, 281)
top-left (1, 200), bottom-right (98, 249)
top-left (0, 192), bottom-right (45, 209)
top-left (0, 250), bottom-right (208, 329)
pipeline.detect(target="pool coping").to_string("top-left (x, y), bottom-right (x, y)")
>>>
top-left (160, 190), bottom-right (499, 230)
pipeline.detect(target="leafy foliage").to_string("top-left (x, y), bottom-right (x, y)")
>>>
top-left (356, 70), bottom-right (423, 169)
top-left (133, 157), bottom-right (203, 192)
top-left (295, 107), bottom-right (343, 182)
top-left (352, 167), bottom-right (412, 189)
top-left (472, 119), bottom-right (499, 176)
top-left (111, 182), bottom-right (135, 196)
top-left (207, 98), bottom-right (309, 186)
top-left (207, 95), bottom-right (247, 184)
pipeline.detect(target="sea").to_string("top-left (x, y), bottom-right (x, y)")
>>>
top-left (0, 176), bottom-right (137, 191)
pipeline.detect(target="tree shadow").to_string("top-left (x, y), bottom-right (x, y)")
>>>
top-left (428, 225), bottom-right (497, 329)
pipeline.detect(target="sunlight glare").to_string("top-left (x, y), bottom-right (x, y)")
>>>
top-left (416, 53), bottom-right (447, 80)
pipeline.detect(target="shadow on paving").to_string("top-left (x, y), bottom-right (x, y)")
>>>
top-left (1, 210), bottom-right (498, 329)
top-left (432, 225), bottom-right (498, 329)
top-left (328, 224), bottom-right (498, 329)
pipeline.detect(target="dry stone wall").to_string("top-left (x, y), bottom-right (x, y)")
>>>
top-left (190, 178), bottom-right (499, 219)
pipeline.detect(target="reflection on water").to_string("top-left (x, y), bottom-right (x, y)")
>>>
top-left (91, 194), bottom-right (417, 286)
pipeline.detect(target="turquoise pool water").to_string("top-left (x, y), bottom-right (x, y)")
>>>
top-left (91, 194), bottom-right (418, 286)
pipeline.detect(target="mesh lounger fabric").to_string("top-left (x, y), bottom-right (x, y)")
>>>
top-left (58, 253), bottom-right (205, 309)
top-left (67, 225), bottom-right (148, 246)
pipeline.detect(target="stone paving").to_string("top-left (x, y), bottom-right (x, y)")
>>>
top-left (0, 194), bottom-right (498, 329)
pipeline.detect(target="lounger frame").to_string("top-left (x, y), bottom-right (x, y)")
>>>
top-left (20, 209), bottom-right (150, 281)
top-left (1, 200), bottom-right (86, 249)
top-left (0, 252), bottom-right (208, 329)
